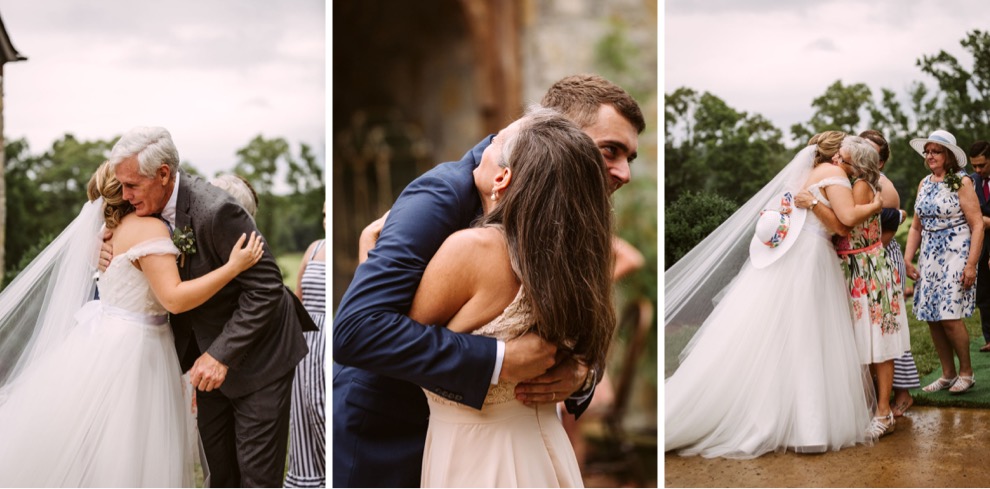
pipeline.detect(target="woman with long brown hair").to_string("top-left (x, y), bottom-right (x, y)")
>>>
top-left (408, 107), bottom-right (615, 487)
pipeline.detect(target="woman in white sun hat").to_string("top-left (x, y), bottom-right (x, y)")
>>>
top-left (665, 131), bottom-right (882, 459)
top-left (904, 129), bottom-right (984, 395)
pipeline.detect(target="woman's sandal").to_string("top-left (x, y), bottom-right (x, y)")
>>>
top-left (949, 375), bottom-right (975, 394)
top-left (922, 376), bottom-right (958, 393)
top-left (867, 412), bottom-right (895, 438)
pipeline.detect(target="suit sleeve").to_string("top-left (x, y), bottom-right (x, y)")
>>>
top-left (333, 172), bottom-right (497, 410)
top-left (202, 201), bottom-right (285, 367)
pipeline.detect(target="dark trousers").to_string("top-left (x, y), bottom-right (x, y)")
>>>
top-left (977, 246), bottom-right (990, 343)
top-left (197, 369), bottom-right (295, 488)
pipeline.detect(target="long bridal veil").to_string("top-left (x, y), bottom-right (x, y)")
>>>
top-left (0, 198), bottom-right (102, 398)
top-left (664, 146), bottom-right (817, 376)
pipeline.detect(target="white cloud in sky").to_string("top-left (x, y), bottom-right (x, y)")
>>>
top-left (665, 0), bottom-right (986, 139)
top-left (0, 0), bottom-right (324, 181)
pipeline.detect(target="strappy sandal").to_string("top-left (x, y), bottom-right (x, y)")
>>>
top-left (949, 375), bottom-right (975, 394)
top-left (867, 412), bottom-right (895, 438)
top-left (922, 376), bottom-right (958, 393)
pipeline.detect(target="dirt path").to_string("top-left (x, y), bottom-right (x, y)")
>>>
top-left (664, 406), bottom-right (990, 487)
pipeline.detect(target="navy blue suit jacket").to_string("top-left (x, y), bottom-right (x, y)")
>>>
top-left (970, 172), bottom-right (990, 305)
top-left (333, 138), bottom-right (499, 487)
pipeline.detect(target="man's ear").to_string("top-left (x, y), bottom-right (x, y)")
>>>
top-left (158, 164), bottom-right (172, 185)
top-left (492, 167), bottom-right (513, 199)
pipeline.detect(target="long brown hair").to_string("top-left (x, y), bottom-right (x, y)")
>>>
top-left (87, 161), bottom-right (134, 229)
top-left (479, 110), bottom-right (615, 368)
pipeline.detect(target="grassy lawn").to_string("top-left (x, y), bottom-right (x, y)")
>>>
top-left (277, 252), bottom-right (304, 291)
top-left (906, 299), bottom-right (984, 378)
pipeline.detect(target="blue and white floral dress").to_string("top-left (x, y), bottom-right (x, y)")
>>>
top-left (913, 172), bottom-right (976, 321)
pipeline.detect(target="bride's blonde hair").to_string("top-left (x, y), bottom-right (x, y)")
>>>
top-left (87, 161), bottom-right (134, 229)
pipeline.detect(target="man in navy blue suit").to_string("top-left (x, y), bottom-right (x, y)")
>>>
top-left (332, 74), bottom-right (645, 488)
top-left (969, 141), bottom-right (990, 352)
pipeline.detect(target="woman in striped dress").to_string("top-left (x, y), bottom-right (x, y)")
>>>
top-left (860, 130), bottom-right (921, 416)
top-left (285, 216), bottom-right (327, 488)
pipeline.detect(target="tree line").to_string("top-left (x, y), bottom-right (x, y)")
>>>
top-left (2, 133), bottom-right (325, 286)
top-left (666, 29), bottom-right (990, 269)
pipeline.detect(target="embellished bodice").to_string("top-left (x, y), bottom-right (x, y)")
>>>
top-left (803, 176), bottom-right (852, 238)
top-left (425, 287), bottom-right (533, 407)
top-left (97, 238), bottom-right (179, 316)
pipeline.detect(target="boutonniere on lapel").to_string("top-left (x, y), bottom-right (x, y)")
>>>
top-left (172, 226), bottom-right (197, 267)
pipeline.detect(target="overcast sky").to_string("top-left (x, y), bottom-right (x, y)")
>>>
top-left (665, 0), bottom-right (988, 141)
top-left (0, 1), bottom-right (324, 181)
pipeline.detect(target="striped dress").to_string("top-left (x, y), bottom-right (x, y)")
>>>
top-left (285, 240), bottom-right (326, 488)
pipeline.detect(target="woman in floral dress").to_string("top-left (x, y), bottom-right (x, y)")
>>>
top-left (832, 136), bottom-right (910, 439)
top-left (904, 130), bottom-right (984, 395)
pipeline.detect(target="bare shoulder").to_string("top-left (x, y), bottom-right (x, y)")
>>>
top-left (114, 214), bottom-right (171, 251)
top-left (440, 226), bottom-right (506, 256)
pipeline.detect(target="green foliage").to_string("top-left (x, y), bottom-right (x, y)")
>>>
top-left (3, 134), bottom-right (112, 284)
top-left (2, 133), bottom-right (324, 288)
top-left (665, 88), bottom-right (785, 206)
top-left (234, 135), bottom-right (325, 256)
top-left (790, 80), bottom-right (872, 142)
top-left (664, 190), bottom-right (737, 269)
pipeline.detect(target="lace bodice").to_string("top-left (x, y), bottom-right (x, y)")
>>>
top-left (97, 238), bottom-right (178, 316)
top-left (426, 288), bottom-right (533, 406)
top-left (803, 177), bottom-right (852, 238)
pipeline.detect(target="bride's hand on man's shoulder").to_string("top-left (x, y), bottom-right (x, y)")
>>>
top-left (227, 232), bottom-right (265, 272)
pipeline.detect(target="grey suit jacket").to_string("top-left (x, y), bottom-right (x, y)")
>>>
top-left (169, 171), bottom-right (314, 398)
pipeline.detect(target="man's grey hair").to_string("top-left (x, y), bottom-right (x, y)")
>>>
top-left (108, 126), bottom-right (180, 177)
top-left (210, 173), bottom-right (259, 217)
top-left (497, 105), bottom-right (562, 169)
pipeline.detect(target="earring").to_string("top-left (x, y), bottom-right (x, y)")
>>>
top-left (490, 189), bottom-right (497, 202)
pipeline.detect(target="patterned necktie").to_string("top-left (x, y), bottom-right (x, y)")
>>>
top-left (983, 179), bottom-right (989, 201)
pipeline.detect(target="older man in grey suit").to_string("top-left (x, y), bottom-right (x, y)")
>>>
top-left (106, 126), bottom-right (315, 487)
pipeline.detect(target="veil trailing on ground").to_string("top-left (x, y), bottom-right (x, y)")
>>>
top-left (0, 198), bottom-right (102, 399)
top-left (664, 145), bottom-right (817, 377)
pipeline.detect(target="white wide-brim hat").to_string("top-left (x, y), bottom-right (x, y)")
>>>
top-left (749, 191), bottom-right (807, 269)
top-left (909, 129), bottom-right (969, 168)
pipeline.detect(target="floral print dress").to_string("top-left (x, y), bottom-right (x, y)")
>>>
top-left (834, 177), bottom-right (910, 364)
top-left (913, 172), bottom-right (976, 321)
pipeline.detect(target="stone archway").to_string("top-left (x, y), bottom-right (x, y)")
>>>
top-left (331, 0), bottom-right (522, 307)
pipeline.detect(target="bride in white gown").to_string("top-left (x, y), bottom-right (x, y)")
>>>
top-left (0, 162), bottom-right (264, 487)
top-left (665, 133), bottom-right (881, 458)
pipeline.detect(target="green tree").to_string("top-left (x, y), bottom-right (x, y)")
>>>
top-left (790, 80), bottom-right (873, 144)
top-left (915, 30), bottom-right (990, 143)
top-left (3, 134), bottom-right (111, 285)
top-left (664, 190), bottom-right (738, 269)
top-left (665, 88), bottom-right (785, 205)
top-left (234, 135), bottom-right (325, 255)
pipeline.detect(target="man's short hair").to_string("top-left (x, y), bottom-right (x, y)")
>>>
top-left (540, 74), bottom-right (645, 134)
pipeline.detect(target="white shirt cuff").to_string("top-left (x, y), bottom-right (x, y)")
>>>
top-left (491, 340), bottom-right (505, 385)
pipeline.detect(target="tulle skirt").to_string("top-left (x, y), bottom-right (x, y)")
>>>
top-left (0, 302), bottom-right (196, 487)
top-left (665, 231), bottom-right (875, 458)
top-left (422, 399), bottom-right (583, 487)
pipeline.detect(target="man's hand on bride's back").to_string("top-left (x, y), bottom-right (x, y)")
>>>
top-left (98, 228), bottom-right (113, 272)
top-left (514, 355), bottom-right (588, 406)
top-left (499, 333), bottom-right (556, 384)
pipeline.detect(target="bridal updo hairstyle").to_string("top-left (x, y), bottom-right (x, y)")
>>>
top-left (477, 108), bottom-right (615, 369)
top-left (87, 161), bottom-right (134, 229)
top-left (809, 130), bottom-right (846, 165)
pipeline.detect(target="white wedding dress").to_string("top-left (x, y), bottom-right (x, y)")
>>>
top-left (0, 237), bottom-right (197, 487)
top-left (665, 177), bottom-right (876, 458)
